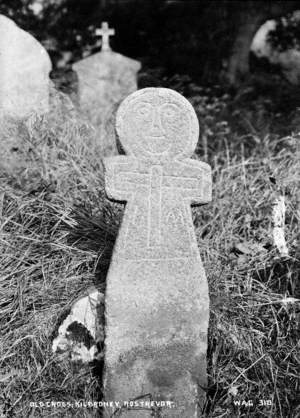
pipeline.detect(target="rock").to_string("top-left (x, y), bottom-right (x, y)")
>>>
top-left (0, 15), bottom-right (52, 118)
top-left (72, 25), bottom-right (141, 156)
top-left (52, 287), bottom-right (104, 363)
top-left (103, 88), bottom-right (212, 417)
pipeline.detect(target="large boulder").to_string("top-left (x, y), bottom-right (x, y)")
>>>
top-left (0, 14), bottom-right (52, 119)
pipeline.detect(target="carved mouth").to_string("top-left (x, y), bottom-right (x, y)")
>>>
top-left (145, 135), bottom-right (169, 154)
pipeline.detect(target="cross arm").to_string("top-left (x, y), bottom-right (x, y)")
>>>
top-left (165, 159), bottom-right (212, 205)
top-left (103, 156), bottom-right (144, 202)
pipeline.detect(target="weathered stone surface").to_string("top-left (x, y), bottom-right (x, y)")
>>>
top-left (72, 48), bottom-right (141, 156)
top-left (103, 88), bottom-right (212, 417)
top-left (0, 15), bottom-right (52, 118)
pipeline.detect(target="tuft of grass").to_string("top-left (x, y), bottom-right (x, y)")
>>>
top-left (0, 85), bottom-right (299, 417)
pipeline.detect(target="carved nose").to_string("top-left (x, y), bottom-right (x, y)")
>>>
top-left (150, 109), bottom-right (163, 136)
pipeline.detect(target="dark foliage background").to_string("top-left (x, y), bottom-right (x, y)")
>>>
top-left (1, 0), bottom-right (300, 85)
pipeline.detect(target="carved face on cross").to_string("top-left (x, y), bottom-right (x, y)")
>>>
top-left (116, 88), bottom-right (199, 159)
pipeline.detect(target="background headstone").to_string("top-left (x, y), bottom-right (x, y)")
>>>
top-left (251, 10), bottom-right (300, 85)
top-left (103, 88), bottom-right (212, 417)
top-left (72, 23), bottom-right (141, 156)
top-left (0, 15), bottom-right (52, 119)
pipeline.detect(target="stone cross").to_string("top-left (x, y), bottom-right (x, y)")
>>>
top-left (95, 22), bottom-right (115, 52)
top-left (103, 88), bottom-right (212, 417)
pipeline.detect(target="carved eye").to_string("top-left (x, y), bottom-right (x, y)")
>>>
top-left (162, 104), bottom-right (178, 120)
top-left (136, 103), bottom-right (152, 117)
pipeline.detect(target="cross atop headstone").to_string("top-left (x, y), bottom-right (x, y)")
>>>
top-left (103, 87), bottom-right (212, 417)
top-left (95, 21), bottom-right (115, 52)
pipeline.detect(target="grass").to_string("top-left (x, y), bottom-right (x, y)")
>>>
top-left (0, 82), bottom-right (299, 417)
